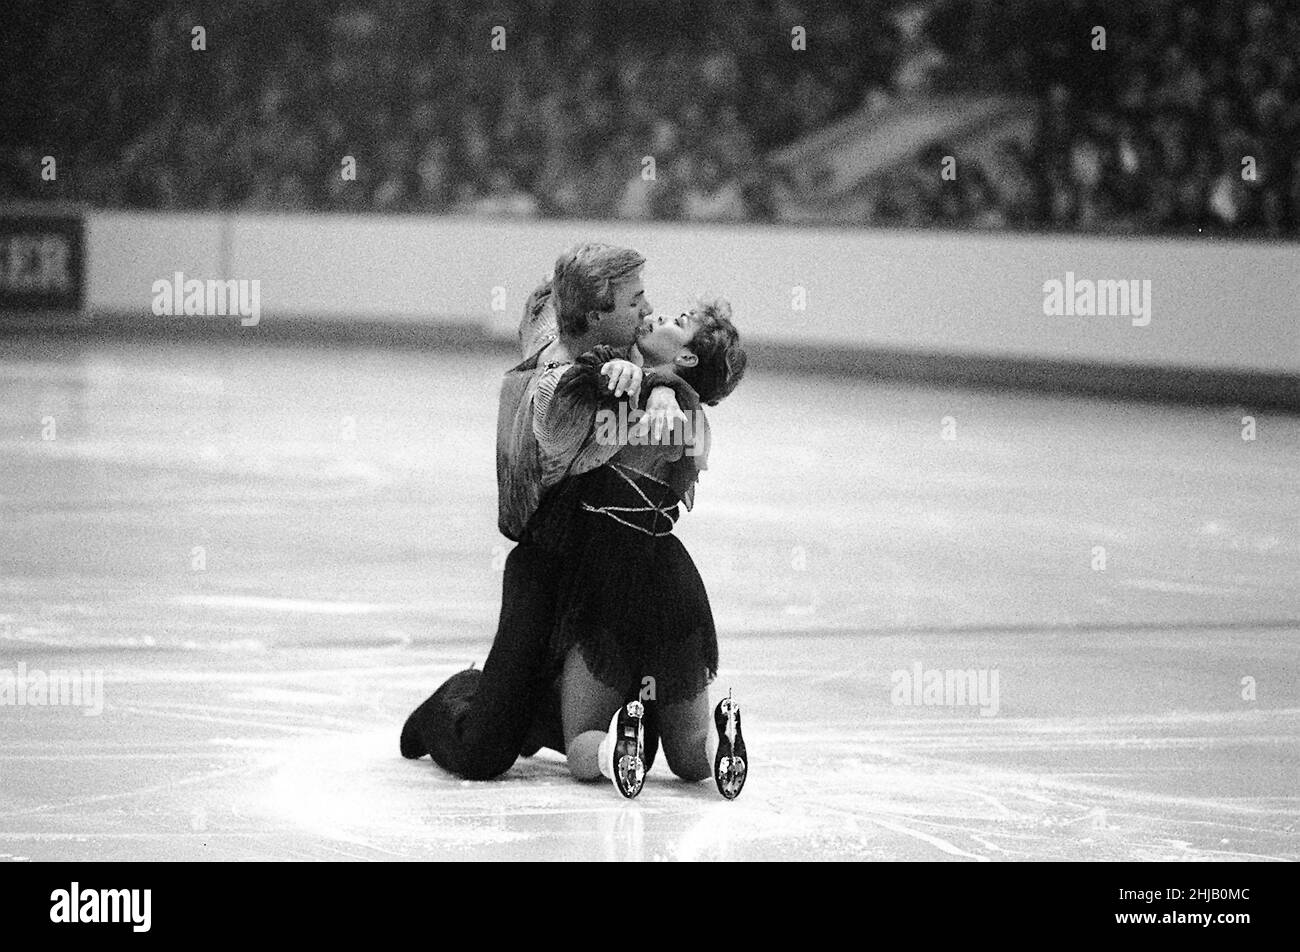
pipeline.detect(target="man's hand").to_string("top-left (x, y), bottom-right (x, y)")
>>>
top-left (635, 385), bottom-right (689, 443)
top-left (600, 359), bottom-right (643, 400)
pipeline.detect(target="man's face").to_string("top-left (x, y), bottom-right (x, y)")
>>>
top-left (598, 273), bottom-right (652, 346)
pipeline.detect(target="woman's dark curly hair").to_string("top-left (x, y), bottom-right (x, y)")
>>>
top-left (679, 296), bottom-right (747, 406)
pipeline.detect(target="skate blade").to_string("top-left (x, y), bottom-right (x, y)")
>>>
top-left (613, 701), bottom-right (646, 799)
top-left (615, 755), bottom-right (645, 799)
top-left (715, 755), bottom-right (746, 800)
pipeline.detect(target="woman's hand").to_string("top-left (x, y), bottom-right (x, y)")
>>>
top-left (636, 385), bottom-right (689, 443)
top-left (600, 359), bottom-right (643, 400)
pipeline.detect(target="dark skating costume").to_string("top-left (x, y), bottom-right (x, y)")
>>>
top-left (527, 352), bottom-right (717, 706)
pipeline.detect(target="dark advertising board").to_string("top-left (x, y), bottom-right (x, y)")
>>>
top-left (0, 206), bottom-right (85, 311)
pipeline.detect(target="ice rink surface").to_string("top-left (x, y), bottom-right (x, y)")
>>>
top-left (1, 337), bottom-right (1297, 861)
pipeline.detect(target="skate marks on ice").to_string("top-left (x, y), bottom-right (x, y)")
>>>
top-left (0, 650), bottom-right (1296, 861)
top-left (754, 712), bottom-right (1299, 862)
top-left (256, 636), bottom-right (1300, 862)
top-left (242, 708), bottom-right (1300, 862)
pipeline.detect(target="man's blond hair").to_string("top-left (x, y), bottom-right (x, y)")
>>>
top-left (551, 242), bottom-right (645, 336)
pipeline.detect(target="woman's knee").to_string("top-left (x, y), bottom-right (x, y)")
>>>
top-left (657, 685), bottom-right (714, 781)
top-left (665, 750), bottom-right (711, 782)
top-left (566, 731), bottom-right (605, 781)
top-left (567, 757), bottom-right (601, 782)
top-left (662, 728), bottom-right (712, 781)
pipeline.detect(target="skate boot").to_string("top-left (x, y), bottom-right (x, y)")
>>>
top-left (713, 690), bottom-right (747, 800)
top-left (400, 663), bottom-right (479, 759)
top-left (599, 700), bottom-right (646, 798)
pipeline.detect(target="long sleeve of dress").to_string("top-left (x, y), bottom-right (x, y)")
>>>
top-left (533, 347), bottom-right (712, 509)
top-left (532, 346), bottom-right (627, 491)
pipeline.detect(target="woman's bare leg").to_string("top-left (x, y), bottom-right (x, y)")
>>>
top-left (657, 677), bottom-right (715, 782)
top-left (561, 647), bottom-right (626, 780)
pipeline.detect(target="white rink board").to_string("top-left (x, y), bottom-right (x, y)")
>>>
top-left (86, 212), bottom-right (1300, 374)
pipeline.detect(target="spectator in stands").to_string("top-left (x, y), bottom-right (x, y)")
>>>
top-left (7, 0), bottom-right (1298, 240)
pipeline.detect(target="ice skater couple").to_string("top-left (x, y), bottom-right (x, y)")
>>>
top-left (400, 242), bottom-right (748, 800)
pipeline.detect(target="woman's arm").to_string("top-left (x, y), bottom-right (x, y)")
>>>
top-left (534, 348), bottom-right (700, 478)
top-left (532, 346), bottom-right (626, 477)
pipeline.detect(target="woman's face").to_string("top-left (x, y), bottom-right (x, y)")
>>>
top-left (636, 308), bottom-right (702, 366)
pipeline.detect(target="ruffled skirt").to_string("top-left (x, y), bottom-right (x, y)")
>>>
top-left (525, 463), bottom-right (718, 703)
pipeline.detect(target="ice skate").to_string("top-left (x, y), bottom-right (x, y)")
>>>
top-left (713, 690), bottom-right (747, 800)
top-left (600, 700), bottom-right (647, 799)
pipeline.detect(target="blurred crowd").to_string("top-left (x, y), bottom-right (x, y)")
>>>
top-left (5, 0), bottom-right (898, 221)
top-left (4, 0), bottom-right (1297, 237)
top-left (873, 0), bottom-right (1300, 236)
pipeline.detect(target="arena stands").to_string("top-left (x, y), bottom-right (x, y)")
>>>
top-left (3, 0), bottom-right (1297, 236)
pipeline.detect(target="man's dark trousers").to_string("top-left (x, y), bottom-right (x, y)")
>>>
top-left (401, 541), bottom-right (565, 780)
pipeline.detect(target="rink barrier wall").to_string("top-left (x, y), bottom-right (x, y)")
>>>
top-left (2, 209), bottom-right (1297, 409)
top-left (7, 311), bottom-right (1295, 412)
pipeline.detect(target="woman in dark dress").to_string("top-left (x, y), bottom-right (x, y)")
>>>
top-left (528, 298), bottom-right (748, 798)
